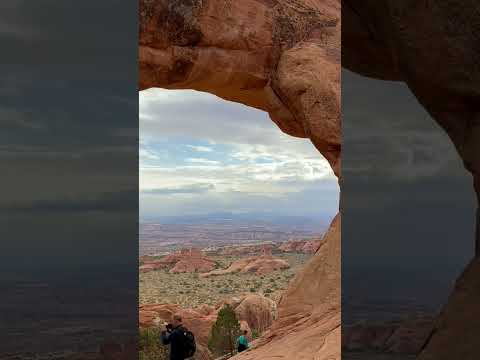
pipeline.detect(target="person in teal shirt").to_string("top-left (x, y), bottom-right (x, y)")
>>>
top-left (237, 330), bottom-right (249, 353)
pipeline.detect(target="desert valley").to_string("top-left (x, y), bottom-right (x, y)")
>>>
top-left (138, 216), bottom-right (325, 360)
top-left (138, 217), bottom-right (430, 360)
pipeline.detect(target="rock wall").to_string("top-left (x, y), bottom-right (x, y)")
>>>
top-left (343, 1), bottom-right (480, 358)
top-left (232, 215), bottom-right (340, 360)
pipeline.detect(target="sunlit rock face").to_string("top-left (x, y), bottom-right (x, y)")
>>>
top-left (343, 1), bottom-right (480, 358)
top-left (139, 1), bottom-right (341, 359)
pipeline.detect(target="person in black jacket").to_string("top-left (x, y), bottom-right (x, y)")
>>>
top-left (161, 314), bottom-right (188, 360)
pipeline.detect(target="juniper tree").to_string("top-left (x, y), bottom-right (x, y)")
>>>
top-left (208, 304), bottom-right (241, 357)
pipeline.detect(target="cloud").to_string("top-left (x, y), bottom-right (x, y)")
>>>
top-left (187, 145), bottom-right (213, 152)
top-left (341, 69), bottom-right (474, 270)
top-left (141, 183), bottom-right (215, 195)
top-left (139, 89), bottom-right (323, 159)
top-left (139, 89), bottom-right (338, 218)
top-left (342, 69), bottom-right (465, 182)
top-left (0, 1), bottom-right (142, 271)
top-left (140, 147), bottom-right (160, 161)
top-left (140, 180), bottom-right (339, 219)
top-left (3, 190), bottom-right (137, 214)
top-left (186, 158), bottom-right (220, 165)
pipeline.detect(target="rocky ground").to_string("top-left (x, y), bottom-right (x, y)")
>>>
top-left (139, 252), bottom-right (310, 307)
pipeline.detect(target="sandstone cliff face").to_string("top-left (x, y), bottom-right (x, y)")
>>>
top-left (233, 215), bottom-right (340, 360)
top-left (139, 1), bottom-right (341, 359)
top-left (343, 2), bottom-right (480, 358)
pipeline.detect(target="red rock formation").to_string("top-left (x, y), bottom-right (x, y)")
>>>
top-left (139, 261), bottom-right (169, 273)
top-left (140, 248), bottom-right (216, 274)
top-left (201, 255), bottom-right (289, 278)
top-left (242, 256), bottom-right (290, 275)
top-left (196, 304), bottom-right (216, 316)
top-left (169, 257), bottom-right (216, 273)
top-left (279, 238), bottom-right (322, 253)
top-left (278, 240), bottom-right (306, 252)
top-left (161, 251), bottom-right (184, 264)
top-left (139, 303), bottom-right (182, 327)
top-left (139, 303), bottom-right (216, 350)
top-left (139, 251), bottom-right (183, 273)
top-left (139, 0), bottom-right (341, 175)
top-left (139, 1), bottom-right (341, 358)
top-left (220, 244), bottom-right (274, 256)
top-left (234, 294), bottom-right (277, 334)
top-left (302, 239), bottom-right (322, 253)
top-left (139, 255), bottom-right (156, 264)
top-left (233, 215), bottom-right (341, 360)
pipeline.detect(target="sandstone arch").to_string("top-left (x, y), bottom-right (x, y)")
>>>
top-left (139, 0), bottom-right (341, 175)
top-left (343, 1), bottom-right (480, 359)
top-left (139, 1), bottom-right (341, 359)
top-left (140, 1), bottom-right (480, 359)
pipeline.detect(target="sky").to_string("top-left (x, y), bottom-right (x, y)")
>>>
top-left (342, 69), bottom-right (476, 270)
top-left (0, 1), bottom-right (139, 268)
top-left (139, 89), bottom-right (339, 220)
top-left (0, 3), bottom-right (139, 353)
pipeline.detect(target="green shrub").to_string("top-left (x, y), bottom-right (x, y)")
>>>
top-left (139, 327), bottom-right (168, 360)
top-left (208, 304), bottom-right (241, 357)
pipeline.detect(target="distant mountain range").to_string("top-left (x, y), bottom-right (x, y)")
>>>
top-left (140, 212), bottom-right (332, 231)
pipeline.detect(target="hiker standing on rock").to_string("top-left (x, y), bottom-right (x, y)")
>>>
top-left (161, 314), bottom-right (196, 360)
top-left (236, 330), bottom-right (249, 353)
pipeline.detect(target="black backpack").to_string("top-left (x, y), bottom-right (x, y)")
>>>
top-left (180, 327), bottom-right (196, 359)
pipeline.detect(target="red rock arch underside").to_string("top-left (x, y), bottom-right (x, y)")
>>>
top-left (139, 1), bottom-right (341, 359)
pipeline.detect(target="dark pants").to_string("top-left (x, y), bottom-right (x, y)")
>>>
top-left (238, 344), bottom-right (247, 353)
